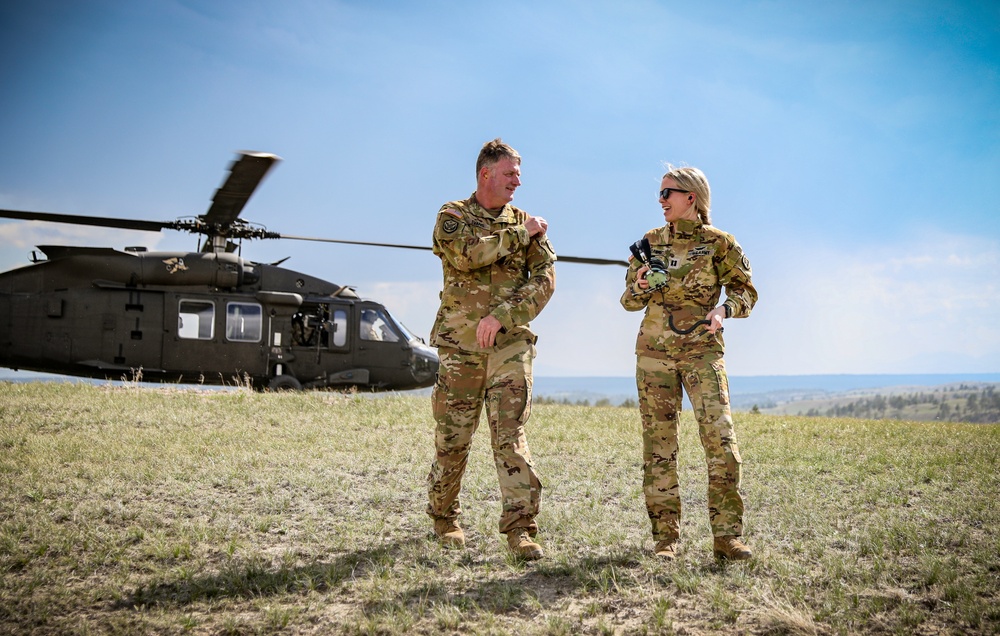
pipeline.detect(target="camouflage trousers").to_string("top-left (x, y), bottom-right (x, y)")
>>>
top-left (636, 353), bottom-right (744, 541)
top-left (427, 339), bottom-right (542, 535)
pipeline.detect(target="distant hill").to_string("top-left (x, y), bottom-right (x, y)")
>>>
top-left (530, 374), bottom-right (1000, 423)
top-left (532, 372), bottom-right (999, 401)
top-left (3, 369), bottom-right (999, 423)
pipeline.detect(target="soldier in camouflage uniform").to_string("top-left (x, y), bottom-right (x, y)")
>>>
top-left (620, 166), bottom-right (757, 561)
top-left (427, 138), bottom-right (557, 560)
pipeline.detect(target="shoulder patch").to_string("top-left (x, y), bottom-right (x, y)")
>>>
top-left (441, 208), bottom-right (463, 219)
top-left (442, 218), bottom-right (459, 234)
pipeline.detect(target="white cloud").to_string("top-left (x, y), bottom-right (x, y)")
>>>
top-left (360, 280), bottom-right (441, 342)
top-left (733, 231), bottom-right (1000, 375)
top-left (358, 229), bottom-right (1000, 378)
top-left (531, 266), bottom-right (642, 377)
top-left (0, 222), bottom-right (167, 273)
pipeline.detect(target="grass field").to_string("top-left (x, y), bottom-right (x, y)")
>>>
top-left (1, 382), bottom-right (998, 635)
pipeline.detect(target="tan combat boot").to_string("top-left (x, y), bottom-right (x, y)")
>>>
top-left (433, 519), bottom-right (465, 548)
top-left (506, 529), bottom-right (544, 560)
top-left (713, 535), bottom-right (752, 560)
top-left (654, 539), bottom-right (678, 560)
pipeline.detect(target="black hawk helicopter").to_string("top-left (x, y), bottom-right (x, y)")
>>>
top-left (0, 152), bottom-right (627, 391)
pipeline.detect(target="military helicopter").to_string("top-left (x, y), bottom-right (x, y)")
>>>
top-left (0, 151), bottom-right (627, 392)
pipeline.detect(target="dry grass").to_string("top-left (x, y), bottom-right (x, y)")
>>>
top-left (1, 381), bottom-right (998, 635)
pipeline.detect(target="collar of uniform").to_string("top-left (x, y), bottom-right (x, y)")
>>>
top-left (467, 193), bottom-right (515, 224)
top-left (670, 218), bottom-right (702, 238)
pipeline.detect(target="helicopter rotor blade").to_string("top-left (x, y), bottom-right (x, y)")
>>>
top-left (202, 151), bottom-right (281, 229)
top-left (278, 233), bottom-right (628, 266)
top-left (556, 255), bottom-right (629, 266)
top-left (0, 209), bottom-right (175, 233)
top-left (278, 234), bottom-right (435, 252)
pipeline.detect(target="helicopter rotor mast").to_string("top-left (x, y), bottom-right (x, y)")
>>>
top-left (199, 151), bottom-right (281, 253)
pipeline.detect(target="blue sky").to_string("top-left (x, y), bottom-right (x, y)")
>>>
top-left (1, 0), bottom-right (998, 377)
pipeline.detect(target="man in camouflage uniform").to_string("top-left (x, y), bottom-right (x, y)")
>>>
top-left (427, 138), bottom-right (556, 560)
top-left (621, 165), bottom-right (757, 561)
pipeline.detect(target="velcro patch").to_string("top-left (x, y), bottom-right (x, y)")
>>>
top-left (442, 208), bottom-right (463, 219)
top-left (442, 218), bottom-right (459, 234)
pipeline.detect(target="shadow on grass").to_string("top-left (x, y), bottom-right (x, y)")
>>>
top-left (115, 537), bottom-right (428, 608)
top-left (114, 534), bottom-right (730, 617)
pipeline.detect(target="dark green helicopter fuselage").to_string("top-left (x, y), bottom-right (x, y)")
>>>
top-left (0, 245), bottom-right (438, 391)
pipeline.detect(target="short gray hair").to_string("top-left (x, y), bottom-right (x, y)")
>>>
top-left (476, 138), bottom-right (521, 177)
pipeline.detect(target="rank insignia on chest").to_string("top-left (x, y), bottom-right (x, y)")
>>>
top-left (668, 257), bottom-right (681, 269)
top-left (442, 218), bottom-right (459, 234)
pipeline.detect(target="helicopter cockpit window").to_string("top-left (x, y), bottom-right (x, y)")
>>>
top-left (360, 308), bottom-right (401, 343)
top-left (178, 300), bottom-right (215, 340)
top-left (225, 302), bottom-right (262, 342)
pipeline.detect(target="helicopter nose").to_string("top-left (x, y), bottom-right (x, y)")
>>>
top-left (410, 348), bottom-right (439, 387)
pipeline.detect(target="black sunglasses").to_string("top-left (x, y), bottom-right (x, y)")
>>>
top-left (659, 187), bottom-right (690, 199)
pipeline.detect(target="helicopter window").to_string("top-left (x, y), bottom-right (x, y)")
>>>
top-left (226, 302), bottom-right (262, 342)
top-left (331, 309), bottom-right (347, 347)
top-left (178, 300), bottom-right (215, 340)
top-left (360, 308), bottom-right (401, 343)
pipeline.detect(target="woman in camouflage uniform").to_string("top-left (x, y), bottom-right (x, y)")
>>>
top-left (620, 165), bottom-right (757, 561)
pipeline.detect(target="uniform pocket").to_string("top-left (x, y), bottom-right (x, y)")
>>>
top-left (431, 372), bottom-right (449, 421)
top-left (712, 359), bottom-right (730, 407)
top-left (519, 374), bottom-right (533, 424)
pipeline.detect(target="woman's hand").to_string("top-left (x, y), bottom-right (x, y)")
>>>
top-left (636, 265), bottom-right (650, 290)
top-left (704, 306), bottom-right (726, 334)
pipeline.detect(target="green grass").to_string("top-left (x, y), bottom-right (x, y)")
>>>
top-left (1, 382), bottom-right (998, 635)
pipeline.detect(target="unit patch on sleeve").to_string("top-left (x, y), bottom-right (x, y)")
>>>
top-left (442, 218), bottom-right (460, 234)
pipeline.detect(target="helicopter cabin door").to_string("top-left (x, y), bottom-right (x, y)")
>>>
top-left (106, 287), bottom-right (166, 374)
top-left (286, 300), bottom-right (353, 385)
top-left (162, 294), bottom-right (267, 383)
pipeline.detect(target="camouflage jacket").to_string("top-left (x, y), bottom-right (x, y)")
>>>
top-left (620, 218), bottom-right (757, 359)
top-left (430, 194), bottom-right (557, 352)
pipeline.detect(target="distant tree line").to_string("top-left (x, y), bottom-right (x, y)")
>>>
top-left (797, 385), bottom-right (1000, 423)
top-left (533, 395), bottom-right (638, 408)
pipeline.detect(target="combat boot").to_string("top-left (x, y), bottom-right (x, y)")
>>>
top-left (713, 535), bottom-right (752, 561)
top-left (433, 519), bottom-right (465, 548)
top-left (654, 539), bottom-right (678, 560)
top-left (506, 529), bottom-right (544, 560)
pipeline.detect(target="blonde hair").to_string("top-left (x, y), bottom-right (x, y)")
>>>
top-left (663, 165), bottom-right (711, 225)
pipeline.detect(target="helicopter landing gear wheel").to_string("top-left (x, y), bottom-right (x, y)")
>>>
top-left (268, 374), bottom-right (302, 392)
